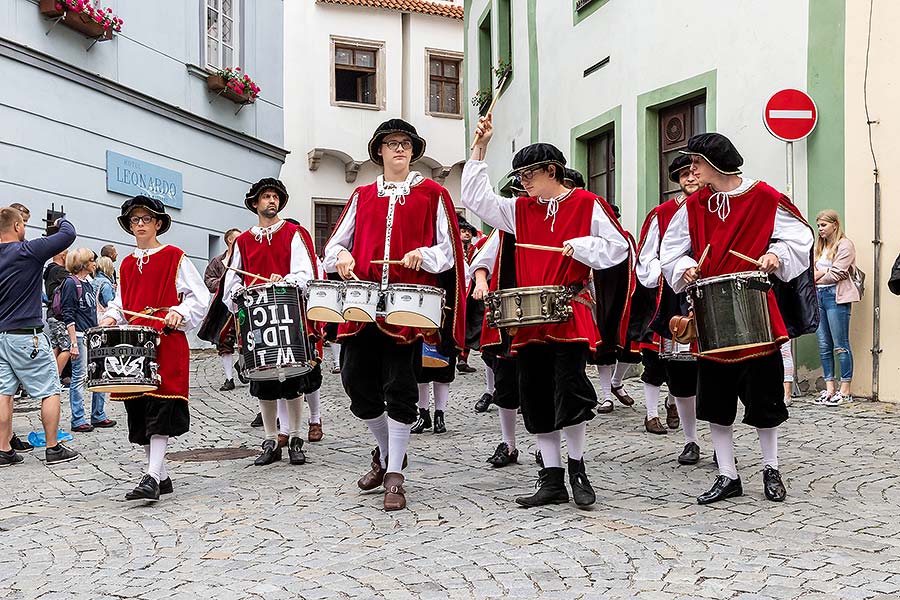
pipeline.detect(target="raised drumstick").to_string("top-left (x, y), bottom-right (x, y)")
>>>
top-left (470, 74), bottom-right (510, 150)
top-left (728, 249), bottom-right (764, 268)
top-left (696, 244), bottom-right (712, 272)
top-left (516, 242), bottom-right (565, 253)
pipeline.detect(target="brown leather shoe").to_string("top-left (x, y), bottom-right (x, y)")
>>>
top-left (276, 433), bottom-right (289, 449)
top-left (666, 402), bottom-right (680, 430)
top-left (597, 399), bottom-right (614, 414)
top-left (358, 447), bottom-right (386, 490)
top-left (645, 416), bottom-right (668, 434)
top-left (611, 385), bottom-right (635, 406)
top-left (383, 472), bottom-right (406, 511)
top-left (308, 420), bottom-right (323, 442)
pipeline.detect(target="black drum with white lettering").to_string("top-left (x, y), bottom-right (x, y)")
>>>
top-left (85, 325), bottom-right (161, 393)
top-left (234, 282), bottom-right (312, 381)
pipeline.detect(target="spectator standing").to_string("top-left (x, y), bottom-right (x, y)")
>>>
top-left (813, 210), bottom-right (860, 406)
top-left (0, 207), bottom-right (79, 465)
top-left (93, 256), bottom-right (116, 317)
top-left (44, 250), bottom-right (71, 381)
top-left (7, 203), bottom-right (33, 452)
top-left (100, 244), bottom-right (118, 284)
top-left (203, 228), bottom-right (242, 391)
top-left (61, 248), bottom-right (116, 432)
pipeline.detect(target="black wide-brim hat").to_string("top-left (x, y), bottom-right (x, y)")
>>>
top-left (506, 143), bottom-right (567, 179)
top-left (457, 215), bottom-right (478, 235)
top-left (668, 154), bottom-right (693, 183)
top-left (117, 195), bottom-right (171, 235)
top-left (564, 168), bottom-right (586, 188)
top-left (245, 178), bottom-right (289, 213)
top-left (368, 119), bottom-right (426, 166)
top-left (680, 132), bottom-right (743, 175)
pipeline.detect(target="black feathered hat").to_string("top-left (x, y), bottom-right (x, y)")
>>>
top-left (668, 155), bottom-right (693, 183)
top-left (117, 195), bottom-right (171, 235)
top-left (368, 119), bottom-right (427, 166)
top-left (507, 143), bottom-right (567, 180)
top-left (680, 133), bottom-right (743, 175)
top-left (245, 178), bottom-right (289, 213)
top-left (564, 168), bottom-right (586, 188)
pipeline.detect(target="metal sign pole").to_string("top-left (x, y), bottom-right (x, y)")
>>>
top-left (784, 141), bottom-right (802, 397)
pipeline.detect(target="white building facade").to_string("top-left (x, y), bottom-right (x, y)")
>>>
top-left (281, 0), bottom-right (466, 252)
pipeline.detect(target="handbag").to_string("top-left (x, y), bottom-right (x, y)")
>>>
top-left (669, 313), bottom-right (696, 344)
top-left (851, 265), bottom-right (866, 298)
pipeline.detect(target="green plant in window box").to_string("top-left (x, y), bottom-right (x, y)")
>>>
top-left (494, 58), bottom-right (512, 81)
top-left (471, 89), bottom-right (493, 115)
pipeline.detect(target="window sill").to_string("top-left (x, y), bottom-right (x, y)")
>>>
top-left (332, 100), bottom-right (383, 111)
top-left (186, 63), bottom-right (214, 80)
top-left (427, 111), bottom-right (463, 120)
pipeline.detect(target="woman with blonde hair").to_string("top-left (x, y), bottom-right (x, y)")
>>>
top-left (813, 210), bottom-right (860, 406)
top-left (93, 255), bottom-right (116, 318)
top-left (61, 247), bottom-right (116, 431)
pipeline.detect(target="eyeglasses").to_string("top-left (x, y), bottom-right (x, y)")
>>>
top-left (516, 167), bottom-right (545, 183)
top-left (382, 140), bottom-right (413, 151)
top-left (129, 215), bottom-right (156, 225)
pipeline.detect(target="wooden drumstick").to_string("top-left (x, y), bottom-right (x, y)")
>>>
top-left (728, 249), bottom-right (764, 268)
top-left (371, 260), bottom-right (404, 265)
top-left (226, 266), bottom-right (273, 283)
top-left (696, 244), bottom-right (712, 272)
top-left (348, 270), bottom-right (360, 281)
top-left (470, 74), bottom-right (509, 150)
top-left (515, 243), bottom-right (565, 253)
top-left (115, 308), bottom-right (184, 329)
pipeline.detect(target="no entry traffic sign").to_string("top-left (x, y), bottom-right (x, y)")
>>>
top-left (764, 89), bottom-right (818, 142)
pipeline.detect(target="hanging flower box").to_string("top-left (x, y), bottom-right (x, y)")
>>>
top-left (39, 0), bottom-right (123, 41)
top-left (206, 67), bottom-right (261, 105)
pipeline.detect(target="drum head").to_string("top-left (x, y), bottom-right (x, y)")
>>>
top-left (342, 307), bottom-right (375, 323)
top-left (248, 363), bottom-right (313, 381)
top-left (385, 311), bottom-right (439, 329)
top-left (307, 306), bottom-right (346, 323)
top-left (89, 383), bottom-right (159, 393)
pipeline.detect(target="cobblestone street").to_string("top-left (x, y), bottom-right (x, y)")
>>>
top-left (2, 351), bottom-right (900, 600)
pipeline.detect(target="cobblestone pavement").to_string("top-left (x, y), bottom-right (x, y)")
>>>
top-left (2, 351), bottom-right (900, 599)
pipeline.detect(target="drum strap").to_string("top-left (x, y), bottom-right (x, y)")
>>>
top-left (568, 282), bottom-right (594, 308)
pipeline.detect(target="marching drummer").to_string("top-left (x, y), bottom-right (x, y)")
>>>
top-left (462, 114), bottom-right (630, 509)
top-left (100, 196), bottom-right (210, 501)
top-left (659, 132), bottom-right (814, 505)
top-left (323, 118), bottom-right (467, 512)
top-left (634, 155), bottom-right (702, 460)
top-left (221, 178), bottom-right (319, 468)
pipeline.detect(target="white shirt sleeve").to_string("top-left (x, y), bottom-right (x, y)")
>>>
top-left (283, 233), bottom-right (316, 290)
top-left (660, 205), bottom-right (696, 293)
top-left (418, 199), bottom-right (455, 274)
top-left (102, 285), bottom-right (127, 325)
top-left (468, 230), bottom-right (501, 279)
top-left (171, 258), bottom-right (212, 330)
top-left (767, 205), bottom-right (814, 282)
top-left (323, 193), bottom-right (358, 273)
top-left (636, 216), bottom-right (662, 288)
top-left (461, 160), bottom-right (517, 234)
top-left (563, 202), bottom-right (630, 270)
top-left (221, 244), bottom-right (244, 314)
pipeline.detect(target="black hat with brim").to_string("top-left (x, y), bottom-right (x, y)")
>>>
top-left (668, 154), bottom-right (693, 183)
top-left (368, 119), bottom-right (427, 166)
top-left (117, 195), bottom-right (171, 235)
top-left (245, 178), bottom-right (289, 213)
top-left (679, 132), bottom-right (743, 175)
top-left (506, 143), bottom-right (567, 180)
top-left (564, 168), bottom-right (586, 188)
top-left (457, 215), bottom-right (478, 235)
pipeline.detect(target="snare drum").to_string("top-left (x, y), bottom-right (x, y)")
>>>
top-left (85, 325), bottom-right (160, 392)
top-left (384, 284), bottom-right (445, 329)
top-left (687, 271), bottom-right (773, 354)
top-left (484, 286), bottom-right (574, 329)
top-left (235, 282), bottom-right (312, 380)
top-left (305, 279), bottom-right (345, 323)
top-left (342, 280), bottom-right (380, 323)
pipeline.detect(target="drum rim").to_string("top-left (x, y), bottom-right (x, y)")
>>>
top-left (306, 279), bottom-right (344, 288)
top-left (343, 280), bottom-right (380, 288)
top-left (690, 270), bottom-right (768, 288)
top-left (85, 324), bottom-right (159, 334)
top-left (385, 283), bottom-right (444, 294)
top-left (490, 285), bottom-right (568, 296)
top-left (243, 281), bottom-right (300, 291)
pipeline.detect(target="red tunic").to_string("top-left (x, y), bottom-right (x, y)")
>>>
top-left (112, 246), bottom-right (189, 402)
top-left (512, 189), bottom-right (599, 350)
top-left (329, 178), bottom-right (467, 347)
top-left (684, 181), bottom-right (799, 363)
top-left (637, 197), bottom-right (683, 352)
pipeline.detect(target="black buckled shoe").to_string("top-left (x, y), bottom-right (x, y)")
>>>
top-left (433, 410), bottom-right (446, 434)
top-left (515, 467), bottom-right (569, 508)
top-left (254, 439), bottom-right (282, 466)
top-left (487, 442), bottom-right (519, 468)
top-left (567, 458), bottom-right (596, 508)
top-left (697, 475), bottom-right (743, 505)
top-left (250, 412), bottom-right (263, 428)
top-left (474, 393), bottom-right (493, 413)
top-left (159, 477), bottom-right (173, 495)
top-left (611, 384), bottom-right (635, 406)
top-left (409, 408), bottom-right (431, 434)
top-left (125, 474), bottom-right (160, 501)
top-left (456, 360), bottom-right (476, 374)
top-left (219, 379), bottom-right (235, 391)
top-left (677, 442), bottom-right (701, 465)
top-left (763, 466), bottom-right (786, 502)
top-left (288, 437), bottom-right (307, 465)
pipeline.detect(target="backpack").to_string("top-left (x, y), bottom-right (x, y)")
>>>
top-left (50, 276), bottom-right (82, 320)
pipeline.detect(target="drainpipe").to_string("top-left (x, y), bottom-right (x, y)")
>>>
top-left (871, 174), bottom-right (881, 401)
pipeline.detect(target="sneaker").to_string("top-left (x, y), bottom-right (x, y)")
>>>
top-left (71, 423), bottom-right (94, 433)
top-left (91, 419), bottom-right (117, 428)
top-left (45, 444), bottom-right (79, 465)
top-left (823, 392), bottom-right (848, 407)
top-left (10, 434), bottom-right (33, 453)
top-left (815, 390), bottom-right (833, 405)
top-left (0, 449), bottom-right (24, 467)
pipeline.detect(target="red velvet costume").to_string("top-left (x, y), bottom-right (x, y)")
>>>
top-left (112, 246), bottom-right (189, 402)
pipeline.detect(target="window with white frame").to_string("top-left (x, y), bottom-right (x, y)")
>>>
top-left (205, 0), bottom-right (239, 70)
top-left (426, 50), bottom-right (463, 117)
top-left (331, 36), bottom-right (385, 109)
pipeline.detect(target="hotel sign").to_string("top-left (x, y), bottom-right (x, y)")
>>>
top-left (106, 151), bottom-right (183, 209)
